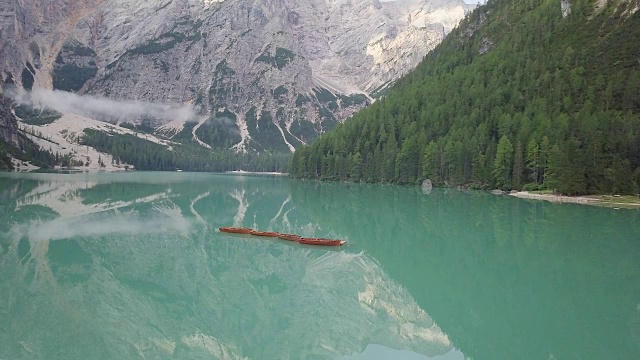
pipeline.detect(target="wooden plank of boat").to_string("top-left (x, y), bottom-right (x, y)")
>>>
top-left (219, 227), bottom-right (253, 234)
top-left (278, 233), bottom-right (302, 242)
top-left (298, 238), bottom-right (346, 246)
top-left (250, 230), bottom-right (280, 237)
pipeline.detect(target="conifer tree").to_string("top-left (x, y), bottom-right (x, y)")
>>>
top-left (493, 136), bottom-right (514, 189)
top-left (525, 139), bottom-right (539, 184)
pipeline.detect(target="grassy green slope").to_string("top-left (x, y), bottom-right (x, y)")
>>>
top-left (292, 0), bottom-right (640, 195)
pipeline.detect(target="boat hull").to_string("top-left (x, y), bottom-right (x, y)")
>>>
top-left (250, 231), bottom-right (280, 237)
top-left (298, 238), bottom-right (346, 246)
top-left (278, 234), bottom-right (302, 242)
top-left (220, 228), bottom-right (345, 246)
top-left (219, 227), bottom-right (253, 234)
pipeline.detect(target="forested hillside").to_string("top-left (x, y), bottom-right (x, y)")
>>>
top-left (291, 0), bottom-right (640, 195)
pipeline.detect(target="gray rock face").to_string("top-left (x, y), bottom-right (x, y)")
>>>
top-left (561, 0), bottom-right (572, 18)
top-left (1, 0), bottom-right (472, 152)
top-left (0, 93), bottom-right (22, 150)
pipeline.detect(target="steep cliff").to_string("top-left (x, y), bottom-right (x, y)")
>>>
top-left (0, 90), bottom-right (64, 170)
top-left (0, 94), bottom-right (20, 148)
top-left (1, 0), bottom-right (472, 153)
top-left (0, 91), bottom-right (22, 168)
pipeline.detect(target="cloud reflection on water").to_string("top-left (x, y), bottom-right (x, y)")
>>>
top-left (0, 172), bottom-right (463, 359)
top-left (12, 207), bottom-right (191, 242)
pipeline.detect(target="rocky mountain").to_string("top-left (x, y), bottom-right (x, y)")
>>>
top-left (0, 93), bottom-right (20, 149)
top-left (0, 90), bottom-right (60, 170)
top-left (0, 0), bottom-right (472, 155)
top-left (0, 91), bottom-right (27, 169)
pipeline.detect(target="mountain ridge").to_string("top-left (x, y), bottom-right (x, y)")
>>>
top-left (0, 0), bottom-right (473, 158)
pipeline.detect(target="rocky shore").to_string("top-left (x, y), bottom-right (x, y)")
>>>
top-left (508, 191), bottom-right (640, 208)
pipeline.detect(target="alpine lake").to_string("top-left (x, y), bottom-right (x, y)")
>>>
top-left (0, 171), bottom-right (638, 360)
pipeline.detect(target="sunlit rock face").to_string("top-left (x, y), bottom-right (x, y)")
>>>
top-left (0, 0), bottom-right (472, 152)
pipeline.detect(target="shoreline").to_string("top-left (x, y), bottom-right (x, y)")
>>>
top-left (4, 167), bottom-right (638, 208)
top-left (508, 191), bottom-right (599, 204)
top-left (3, 168), bottom-right (287, 175)
top-left (508, 191), bottom-right (640, 208)
top-left (225, 170), bottom-right (288, 176)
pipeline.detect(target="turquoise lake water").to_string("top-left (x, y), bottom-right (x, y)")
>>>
top-left (0, 172), bottom-right (638, 359)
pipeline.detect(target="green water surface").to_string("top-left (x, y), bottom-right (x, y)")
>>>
top-left (0, 172), bottom-right (638, 359)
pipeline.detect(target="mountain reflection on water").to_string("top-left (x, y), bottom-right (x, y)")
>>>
top-left (0, 172), bottom-right (462, 360)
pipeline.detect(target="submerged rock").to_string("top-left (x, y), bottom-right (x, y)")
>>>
top-left (421, 179), bottom-right (433, 195)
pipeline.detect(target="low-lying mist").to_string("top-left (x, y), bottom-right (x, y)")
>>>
top-left (8, 87), bottom-right (197, 124)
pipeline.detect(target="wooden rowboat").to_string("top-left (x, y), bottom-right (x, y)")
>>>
top-left (219, 227), bottom-right (253, 234)
top-left (278, 233), bottom-right (302, 242)
top-left (250, 230), bottom-right (280, 237)
top-left (298, 238), bottom-right (346, 246)
top-left (220, 227), bottom-right (345, 247)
